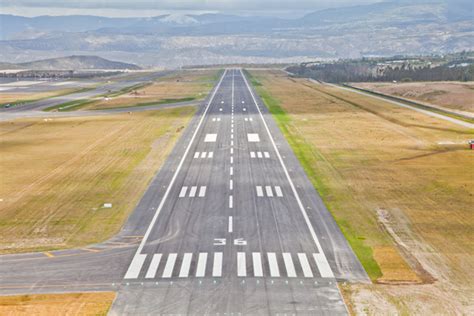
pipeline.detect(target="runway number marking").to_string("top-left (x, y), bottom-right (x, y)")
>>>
top-left (213, 238), bottom-right (247, 246)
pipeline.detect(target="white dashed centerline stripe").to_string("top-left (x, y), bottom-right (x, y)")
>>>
top-left (230, 167), bottom-right (233, 175)
top-left (240, 69), bottom-right (335, 278)
top-left (228, 216), bottom-right (233, 233)
top-left (179, 253), bottom-right (193, 278)
top-left (213, 252), bottom-right (223, 277)
top-left (229, 195), bottom-right (233, 208)
top-left (298, 253), bottom-right (314, 278)
top-left (237, 252), bottom-right (246, 277)
top-left (145, 254), bottom-right (162, 279)
top-left (229, 179), bottom-right (233, 190)
top-left (283, 253), bottom-right (297, 278)
top-left (162, 253), bottom-right (177, 278)
top-left (179, 186), bottom-right (188, 198)
top-left (252, 253), bottom-right (263, 277)
top-left (196, 253), bottom-right (208, 277)
top-left (267, 252), bottom-right (280, 277)
top-left (124, 71), bottom-right (227, 278)
top-left (230, 156), bottom-right (233, 164)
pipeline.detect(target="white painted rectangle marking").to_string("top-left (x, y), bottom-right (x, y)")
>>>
top-left (265, 186), bottom-right (273, 197)
top-left (313, 253), bottom-right (334, 278)
top-left (208, 152), bottom-right (214, 158)
top-left (252, 253), bottom-right (263, 277)
top-left (250, 151), bottom-right (256, 158)
top-left (124, 254), bottom-right (147, 279)
top-left (231, 134), bottom-right (234, 139)
top-left (231, 128), bottom-right (234, 133)
top-left (162, 253), bottom-right (177, 278)
top-left (145, 254), bottom-right (162, 279)
top-left (217, 118), bottom-right (221, 122)
top-left (257, 151), bottom-right (262, 158)
top-left (189, 186), bottom-right (197, 197)
top-left (198, 186), bottom-right (206, 197)
top-left (256, 186), bottom-right (263, 197)
top-left (201, 152), bottom-right (207, 158)
top-left (264, 152), bottom-right (270, 158)
top-left (243, 108), bottom-right (246, 111)
top-left (230, 148), bottom-right (234, 154)
top-left (204, 134), bottom-right (217, 142)
top-left (298, 253), bottom-right (313, 278)
top-left (230, 156), bottom-right (233, 164)
top-left (179, 186), bottom-right (188, 198)
top-left (212, 118), bottom-right (216, 122)
top-left (249, 118), bottom-right (253, 121)
top-left (275, 186), bottom-right (283, 197)
top-left (228, 216), bottom-right (233, 233)
top-left (283, 253), bottom-right (297, 278)
top-left (194, 152), bottom-right (199, 158)
top-left (219, 108), bottom-right (223, 111)
top-left (244, 118), bottom-right (248, 122)
top-left (231, 140), bottom-right (234, 146)
top-left (179, 253), bottom-right (193, 278)
top-left (213, 252), bottom-right (223, 277)
top-left (267, 253), bottom-right (280, 277)
top-left (237, 252), bottom-right (246, 277)
top-left (229, 195), bottom-right (233, 208)
top-left (196, 253), bottom-right (208, 277)
top-left (230, 167), bottom-right (233, 175)
top-left (247, 133), bottom-right (260, 142)
top-left (229, 179), bottom-right (233, 190)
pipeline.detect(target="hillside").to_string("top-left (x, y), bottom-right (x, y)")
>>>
top-left (0, 56), bottom-right (141, 70)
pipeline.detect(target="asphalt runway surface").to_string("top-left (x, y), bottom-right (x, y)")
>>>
top-left (0, 69), bottom-right (368, 315)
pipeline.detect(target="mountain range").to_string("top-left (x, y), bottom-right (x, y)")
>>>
top-left (0, 0), bottom-right (472, 67)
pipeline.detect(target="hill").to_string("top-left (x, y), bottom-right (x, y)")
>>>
top-left (0, 56), bottom-right (141, 70)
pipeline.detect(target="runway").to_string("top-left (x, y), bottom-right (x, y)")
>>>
top-left (0, 69), bottom-right (368, 315)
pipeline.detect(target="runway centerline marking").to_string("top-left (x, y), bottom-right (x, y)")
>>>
top-left (228, 216), bottom-right (233, 233)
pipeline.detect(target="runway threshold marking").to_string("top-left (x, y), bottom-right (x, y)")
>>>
top-left (123, 70), bottom-right (228, 280)
top-left (240, 69), bottom-right (335, 278)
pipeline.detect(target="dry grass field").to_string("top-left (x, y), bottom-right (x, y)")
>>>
top-left (0, 292), bottom-right (115, 316)
top-left (352, 81), bottom-right (474, 115)
top-left (0, 107), bottom-right (195, 253)
top-left (0, 88), bottom-right (84, 106)
top-left (249, 70), bottom-right (473, 314)
top-left (81, 69), bottom-right (219, 110)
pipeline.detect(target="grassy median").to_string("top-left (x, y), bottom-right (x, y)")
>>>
top-left (0, 107), bottom-right (195, 253)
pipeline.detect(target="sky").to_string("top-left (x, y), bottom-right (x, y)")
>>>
top-left (0, 0), bottom-right (383, 17)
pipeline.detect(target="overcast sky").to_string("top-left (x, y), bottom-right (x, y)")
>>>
top-left (0, 0), bottom-right (384, 17)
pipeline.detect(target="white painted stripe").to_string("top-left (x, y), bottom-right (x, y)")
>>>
top-left (162, 253), bottom-right (177, 278)
top-left (256, 186), bottom-right (263, 197)
top-left (230, 148), bottom-right (234, 154)
top-left (231, 134), bottom-right (234, 139)
top-left (219, 108), bottom-right (223, 111)
top-left (267, 253), bottom-right (280, 277)
top-left (257, 151), bottom-right (262, 158)
top-left (265, 186), bottom-right (273, 197)
top-left (212, 118), bottom-right (216, 122)
top-left (264, 152), bottom-right (270, 158)
top-left (213, 252), bottom-right (223, 277)
top-left (229, 179), bottom-right (233, 190)
top-left (196, 253), bottom-right (208, 277)
top-left (283, 253), bottom-right (297, 278)
top-left (244, 118), bottom-right (248, 122)
top-left (208, 152), bottom-right (214, 158)
top-left (179, 253), bottom-right (193, 278)
top-left (231, 128), bottom-right (234, 133)
top-left (198, 186), bottom-right (206, 197)
top-left (229, 195), bottom-right (233, 208)
top-left (250, 118), bottom-right (253, 121)
top-left (247, 133), bottom-right (260, 142)
top-left (125, 70), bottom-right (227, 277)
top-left (231, 124), bottom-right (234, 128)
top-left (237, 252), bottom-right (246, 277)
top-left (275, 186), bottom-right (283, 197)
top-left (179, 186), bottom-right (188, 198)
top-left (250, 151), bottom-right (256, 158)
top-left (313, 253), bottom-right (334, 278)
top-left (228, 216), bottom-right (233, 233)
top-left (204, 134), bottom-right (217, 142)
top-left (194, 152), bottom-right (199, 158)
top-left (217, 118), bottom-right (221, 122)
top-left (298, 253), bottom-right (313, 278)
top-left (230, 167), bottom-right (233, 175)
top-left (201, 152), bottom-right (207, 158)
top-left (243, 108), bottom-right (246, 111)
top-left (124, 254), bottom-right (147, 279)
top-left (145, 254), bottom-right (163, 279)
top-left (252, 253), bottom-right (263, 277)
top-left (240, 69), bottom-right (334, 278)
top-left (189, 186), bottom-right (197, 197)
top-left (231, 140), bottom-right (234, 146)
top-left (230, 156), bottom-right (233, 164)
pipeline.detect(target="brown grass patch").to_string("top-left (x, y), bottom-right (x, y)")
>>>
top-left (352, 81), bottom-right (474, 114)
top-left (83, 70), bottom-right (218, 110)
top-left (0, 88), bottom-right (81, 105)
top-left (0, 107), bottom-right (195, 253)
top-left (0, 292), bottom-right (115, 316)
